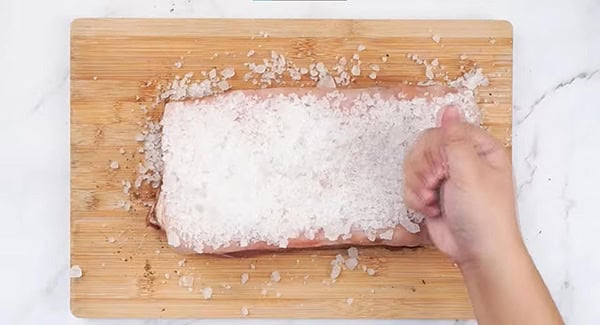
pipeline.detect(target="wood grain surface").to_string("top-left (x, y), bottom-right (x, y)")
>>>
top-left (70, 19), bottom-right (512, 319)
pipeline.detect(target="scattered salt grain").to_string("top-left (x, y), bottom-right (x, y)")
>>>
top-left (381, 55), bottom-right (388, 63)
top-left (208, 68), bottom-right (217, 80)
top-left (134, 175), bottom-right (143, 188)
top-left (460, 54), bottom-right (468, 60)
top-left (367, 232), bottom-right (377, 242)
top-left (202, 287), bottom-right (213, 299)
top-left (168, 230), bottom-right (181, 248)
top-left (179, 275), bottom-right (194, 288)
top-left (275, 292), bottom-right (282, 298)
top-left (350, 65), bottom-right (361, 76)
top-left (357, 44), bottom-right (366, 52)
top-left (369, 64), bottom-right (380, 72)
top-left (137, 163), bottom-right (149, 174)
top-left (241, 306), bottom-right (249, 316)
top-left (368, 72), bottom-right (377, 80)
top-left (379, 229), bottom-right (394, 240)
top-left (410, 54), bottom-right (424, 65)
top-left (448, 68), bottom-right (489, 90)
top-left (316, 62), bottom-right (327, 73)
top-left (352, 53), bottom-right (360, 61)
top-left (241, 273), bottom-right (249, 285)
top-left (289, 68), bottom-right (302, 81)
top-left (345, 258), bottom-right (359, 271)
top-left (431, 59), bottom-right (439, 67)
top-left (246, 50), bottom-right (255, 57)
top-left (425, 65), bottom-right (434, 80)
top-left (432, 34), bottom-right (441, 43)
top-left (70, 265), bottom-right (82, 278)
top-left (109, 160), bottom-right (119, 169)
top-left (174, 61), bottom-right (183, 69)
top-left (489, 37), bottom-right (496, 45)
top-left (346, 297), bottom-right (354, 305)
top-left (309, 64), bottom-right (319, 77)
top-left (347, 247), bottom-right (359, 259)
top-left (254, 64), bottom-right (267, 74)
top-left (243, 72), bottom-right (253, 82)
top-left (261, 288), bottom-right (268, 296)
top-left (92, 76), bottom-right (98, 80)
top-left (330, 264), bottom-right (342, 279)
top-left (220, 67), bottom-right (235, 79)
top-left (135, 134), bottom-right (145, 142)
top-left (178, 258), bottom-right (186, 267)
top-left (106, 237), bottom-right (116, 243)
top-left (250, 263), bottom-right (256, 270)
top-left (366, 268), bottom-right (376, 276)
top-left (121, 180), bottom-right (131, 194)
top-left (118, 200), bottom-right (131, 211)
top-left (271, 271), bottom-right (281, 282)
top-left (217, 80), bottom-right (231, 91)
top-left (317, 74), bottom-right (336, 89)
top-left (119, 147), bottom-right (126, 154)
top-left (164, 273), bottom-right (170, 279)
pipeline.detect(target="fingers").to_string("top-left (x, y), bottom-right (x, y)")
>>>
top-left (403, 127), bottom-right (447, 217)
top-left (403, 187), bottom-right (441, 218)
top-left (403, 128), bottom-right (447, 186)
top-left (403, 106), bottom-right (509, 217)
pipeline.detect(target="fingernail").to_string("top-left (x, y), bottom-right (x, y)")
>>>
top-left (440, 106), bottom-right (462, 127)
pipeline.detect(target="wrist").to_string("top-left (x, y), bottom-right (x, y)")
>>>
top-left (458, 236), bottom-right (529, 277)
top-left (457, 238), bottom-right (564, 325)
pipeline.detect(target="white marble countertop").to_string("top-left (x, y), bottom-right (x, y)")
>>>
top-left (1, 0), bottom-right (599, 324)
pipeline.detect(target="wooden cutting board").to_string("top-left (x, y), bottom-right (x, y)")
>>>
top-left (70, 19), bottom-right (512, 319)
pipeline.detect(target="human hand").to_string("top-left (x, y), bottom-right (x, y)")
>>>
top-left (403, 107), bottom-right (522, 267)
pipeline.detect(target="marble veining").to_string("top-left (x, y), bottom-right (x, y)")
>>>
top-left (515, 69), bottom-right (600, 126)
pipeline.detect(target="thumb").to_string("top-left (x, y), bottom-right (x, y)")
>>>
top-left (441, 106), bottom-right (509, 170)
top-left (440, 107), bottom-right (484, 180)
top-left (440, 105), bottom-right (463, 126)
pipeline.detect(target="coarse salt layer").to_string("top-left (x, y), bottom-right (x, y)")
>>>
top-left (159, 87), bottom-right (481, 252)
